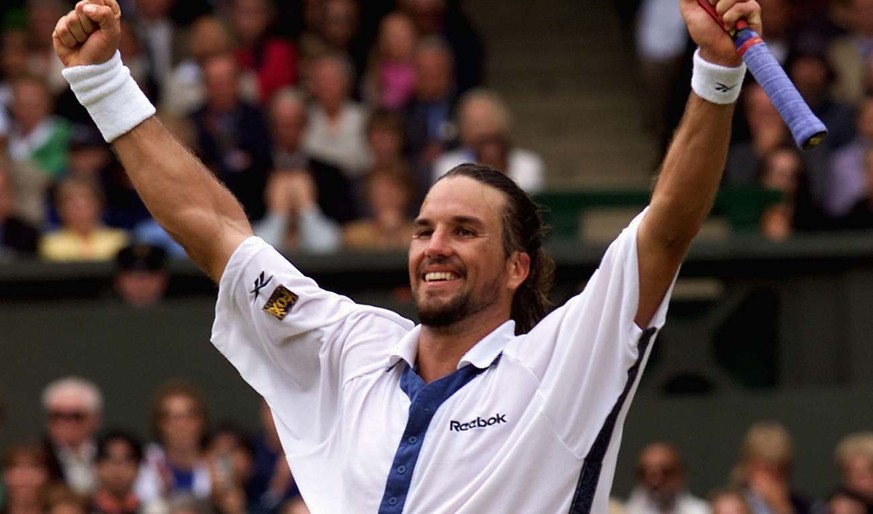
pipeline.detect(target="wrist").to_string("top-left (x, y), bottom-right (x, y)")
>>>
top-left (61, 51), bottom-right (156, 142)
top-left (691, 48), bottom-right (747, 105)
top-left (698, 47), bottom-right (742, 68)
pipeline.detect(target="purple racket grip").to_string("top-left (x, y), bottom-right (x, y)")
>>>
top-left (735, 28), bottom-right (828, 149)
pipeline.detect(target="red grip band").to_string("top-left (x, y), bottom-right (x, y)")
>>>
top-left (737, 35), bottom-right (764, 56)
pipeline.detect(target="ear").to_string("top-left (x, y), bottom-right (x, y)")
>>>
top-left (506, 251), bottom-right (531, 291)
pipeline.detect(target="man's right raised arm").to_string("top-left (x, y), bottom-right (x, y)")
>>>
top-left (53, 0), bottom-right (251, 282)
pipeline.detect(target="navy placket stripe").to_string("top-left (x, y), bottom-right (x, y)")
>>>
top-left (378, 360), bottom-right (494, 514)
top-left (567, 327), bottom-right (657, 514)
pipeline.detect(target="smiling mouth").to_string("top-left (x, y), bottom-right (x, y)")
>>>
top-left (424, 271), bottom-right (459, 282)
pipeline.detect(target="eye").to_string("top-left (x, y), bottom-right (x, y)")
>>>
top-left (413, 228), bottom-right (433, 239)
top-left (456, 227), bottom-right (476, 237)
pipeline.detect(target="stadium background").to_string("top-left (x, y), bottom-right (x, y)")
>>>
top-left (2, 0), bottom-right (871, 503)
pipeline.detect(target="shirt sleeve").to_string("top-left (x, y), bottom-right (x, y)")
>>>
top-left (504, 208), bottom-right (676, 453)
top-left (211, 237), bottom-right (414, 452)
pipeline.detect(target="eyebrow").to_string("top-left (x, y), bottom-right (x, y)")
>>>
top-left (414, 215), bottom-right (487, 228)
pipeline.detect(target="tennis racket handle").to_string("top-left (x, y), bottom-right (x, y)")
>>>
top-left (734, 26), bottom-right (828, 149)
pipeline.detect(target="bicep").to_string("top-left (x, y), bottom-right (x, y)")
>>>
top-left (635, 212), bottom-right (686, 329)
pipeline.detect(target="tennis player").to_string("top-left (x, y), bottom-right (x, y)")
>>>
top-left (53, 0), bottom-right (761, 511)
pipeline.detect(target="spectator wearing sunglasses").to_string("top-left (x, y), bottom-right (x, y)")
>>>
top-left (41, 377), bottom-right (103, 496)
top-left (625, 441), bottom-right (708, 514)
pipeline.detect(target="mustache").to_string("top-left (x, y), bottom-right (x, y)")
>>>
top-left (417, 256), bottom-right (466, 276)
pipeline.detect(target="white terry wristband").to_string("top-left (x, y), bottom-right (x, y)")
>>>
top-left (61, 51), bottom-right (156, 142)
top-left (691, 48), bottom-right (747, 105)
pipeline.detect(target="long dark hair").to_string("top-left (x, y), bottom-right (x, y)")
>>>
top-left (438, 164), bottom-right (554, 334)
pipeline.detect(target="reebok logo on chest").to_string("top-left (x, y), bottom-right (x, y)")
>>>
top-left (449, 413), bottom-right (507, 432)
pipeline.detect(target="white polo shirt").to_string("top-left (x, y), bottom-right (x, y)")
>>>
top-left (211, 209), bottom-right (673, 514)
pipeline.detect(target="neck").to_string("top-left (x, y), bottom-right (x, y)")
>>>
top-left (165, 446), bottom-right (199, 468)
top-left (416, 316), bottom-right (505, 383)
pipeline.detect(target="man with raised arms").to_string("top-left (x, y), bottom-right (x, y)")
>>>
top-left (53, 0), bottom-right (761, 511)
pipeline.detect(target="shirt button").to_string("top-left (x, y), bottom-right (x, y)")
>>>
top-left (397, 465), bottom-right (406, 474)
top-left (388, 497), bottom-right (398, 506)
top-left (408, 436), bottom-right (417, 444)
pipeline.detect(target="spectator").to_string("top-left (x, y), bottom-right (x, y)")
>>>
top-left (41, 377), bottom-right (103, 496)
top-left (230, 0), bottom-right (298, 103)
top-left (710, 489), bottom-right (752, 514)
top-left (254, 168), bottom-right (341, 253)
top-left (136, 380), bottom-right (211, 509)
top-left (342, 166), bottom-right (416, 250)
top-left (404, 37), bottom-right (458, 188)
top-left (363, 108), bottom-right (412, 206)
top-left (431, 88), bottom-right (544, 193)
top-left (190, 54), bottom-right (273, 221)
top-left (91, 430), bottom-right (144, 514)
top-left (362, 11), bottom-right (418, 110)
top-left (160, 15), bottom-right (240, 117)
top-left (2, 444), bottom-right (54, 514)
top-left (132, 0), bottom-right (185, 103)
top-left (757, 145), bottom-right (823, 240)
top-left (732, 421), bottom-right (814, 514)
top-left (205, 423), bottom-right (255, 514)
top-left (39, 177), bottom-right (129, 262)
top-left (56, 124), bottom-right (151, 232)
top-left (365, 107), bottom-right (408, 167)
top-left (625, 442), bottom-right (709, 514)
top-left (268, 88), bottom-right (357, 224)
top-left (0, 166), bottom-right (39, 259)
top-left (398, 0), bottom-right (484, 95)
top-left (247, 400), bottom-right (298, 514)
top-left (829, 0), bottom-right (873, 105)
top-left (113, 243), bottom-right (170, 308)
top-left (302, 52), bottom-right (370, 179)
top-left (161, 16), bottom-right (255, 118)
top-left (8, 75), bottom-right (71, 180)
top-left (828, 97), bottom-right (873, 219)
top-left (834, 432), bottom-right (873, 509)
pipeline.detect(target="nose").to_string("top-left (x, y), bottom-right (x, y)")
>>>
top-left (424, 226), bottom-right (453, 259)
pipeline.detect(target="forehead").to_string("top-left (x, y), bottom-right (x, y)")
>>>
top-left (640, 446), bottom-right (677, 464)
top-left (418, 176), bottom-right (506, 226)
top-left (48, 389), bottom-right (91, 409)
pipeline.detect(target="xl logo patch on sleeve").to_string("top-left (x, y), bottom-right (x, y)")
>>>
top-left (262, 285), bottom-right (299, 320)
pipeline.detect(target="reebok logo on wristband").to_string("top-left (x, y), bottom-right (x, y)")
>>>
top-left (691, 48), bottom-right (747, 105)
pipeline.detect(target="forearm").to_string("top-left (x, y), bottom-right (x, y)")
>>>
top-left (635, 92), bottom-right (736, 327)
top-left (112, 117), bottom-right (252, 281)
top-left (647, 94), bottom-right (734, 249)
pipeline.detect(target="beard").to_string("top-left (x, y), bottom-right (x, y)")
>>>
top-left (414, 276), bottom-right (502, 328)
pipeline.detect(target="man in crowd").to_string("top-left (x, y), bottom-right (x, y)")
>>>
top-left (625, 442), bottom-right (708, 514)
top-left (41, 376), bottom-right (103, 495)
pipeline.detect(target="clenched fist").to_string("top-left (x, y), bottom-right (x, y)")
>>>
top-left (52, 0), bottom-right (122, 68)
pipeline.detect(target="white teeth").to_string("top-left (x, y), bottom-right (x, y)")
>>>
top-left (425, 272), bottom-right (457, 282)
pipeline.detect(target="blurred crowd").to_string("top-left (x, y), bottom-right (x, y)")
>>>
top-left (0, 377), bottom-right (313, 514)
top-left (2, 378), bottom-right (873, 514)
top-left (632, 0), bottom-right (873, 241)
top-left (4, 0), bottom-right (873, 266)
top-left (611, 424), bottom-right (873, 514)
top-left (0, 0), bottom-right (546, 265)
